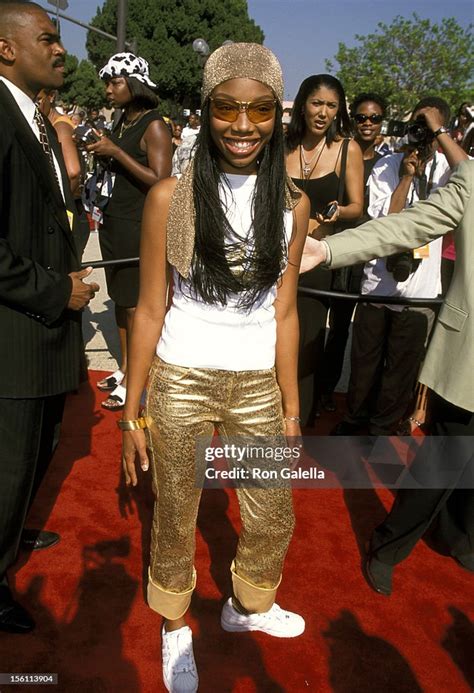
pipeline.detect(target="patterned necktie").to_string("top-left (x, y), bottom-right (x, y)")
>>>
top-left (34, 106), bottom-right (61, 190)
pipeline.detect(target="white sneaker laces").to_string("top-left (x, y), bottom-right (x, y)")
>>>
top-left (164, 629), bottom-right (197, 677)
top-left (264, 604), bottom-right (288, 621)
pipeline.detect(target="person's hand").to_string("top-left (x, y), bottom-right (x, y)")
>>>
top-left (416, 106), bottom-right (444, 134)
top-left (315, 200), bottom-right (340, 225)
top-left (300, 235), bottom-right (328, 274)
top-left (122, 430), bottom-right (150, 487)
top-left (86, 135), bottom-right (120, 158)
top-left (284, 418), bottom-right (303, 472)
top-left (284, 418), bottom-right (302, 445)
top-left (401, 148), bottom-right (422, 177)
top-left (67, 267), bottom-right (99, 310)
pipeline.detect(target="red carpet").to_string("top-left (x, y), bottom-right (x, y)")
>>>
top-left (1, 372), bottom-right (472, 692)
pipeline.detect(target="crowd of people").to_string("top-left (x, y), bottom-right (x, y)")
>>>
top-left (46, 66), bottom-right (474, 432)
top-left (0, 3), bottom-right (472, 693)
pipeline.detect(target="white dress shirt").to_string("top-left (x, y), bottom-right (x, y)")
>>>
top-left (0, 76), bottom-right (65, 202)
top-left (361, 151), bottom-right (450, 309)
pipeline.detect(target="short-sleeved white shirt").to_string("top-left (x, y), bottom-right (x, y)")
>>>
top-left (361, 151), bottom-right (451, 309)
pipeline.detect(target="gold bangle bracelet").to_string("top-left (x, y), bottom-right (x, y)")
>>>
top-left (284, 415), bottom-right (301, 423)
top-left (117, 416), bottom-right (152, 431)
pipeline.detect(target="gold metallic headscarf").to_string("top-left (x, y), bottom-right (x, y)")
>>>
top-left (167, 43), bottom-right (301, 279)
top-left (201, 42), bottom-right (284, 105)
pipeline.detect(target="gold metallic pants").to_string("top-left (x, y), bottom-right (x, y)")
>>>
top-left (145, 357), bottom-right (295, 619)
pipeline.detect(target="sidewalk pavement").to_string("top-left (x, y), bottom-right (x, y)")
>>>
top-left (82, 230), bottom-right (120, 373)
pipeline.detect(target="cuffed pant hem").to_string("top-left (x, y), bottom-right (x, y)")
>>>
top-left (231, 560), bottom-right (281, 613)
top-left (147, 568), bottom-right (196, 620)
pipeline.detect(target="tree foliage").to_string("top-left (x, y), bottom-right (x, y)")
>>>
top-left (59, 54), bottom-right (108, 110)
top-left (86, 0), bottom-right (264, 116)
top-left (325, 14), bottom-right (474, 117)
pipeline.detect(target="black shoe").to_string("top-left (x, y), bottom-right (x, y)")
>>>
top-left (365, 555), bottom-right (393, 596)
top-left (330, 421), bottom-right (362, 436)
top-left (21, 529), bottom-right (60, 551)
top-left (320, 393), bottom-right (337, 412)
top-left (0, 587), bottom-right (35, 634)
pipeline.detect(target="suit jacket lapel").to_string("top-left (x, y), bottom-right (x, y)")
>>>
top-left (0, 83), bottom-right (78, 259)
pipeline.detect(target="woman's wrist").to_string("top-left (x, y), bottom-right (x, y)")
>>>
top-left (284, 415), bottom-right (301, 424)
top-left (111, 143), bottom-right (123, 160)
top-left (123, 407), bottom-right (140, 420)
top-left (117, 415), bottom-right (152, 431)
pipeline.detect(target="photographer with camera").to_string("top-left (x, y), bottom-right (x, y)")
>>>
top-left (332, 96), bottom-right (468, 436)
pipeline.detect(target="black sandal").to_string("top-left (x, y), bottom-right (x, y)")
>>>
top-left (97, 369), bottom-right (125, 392)
top-left (101, 385), bottom-right (126, 411)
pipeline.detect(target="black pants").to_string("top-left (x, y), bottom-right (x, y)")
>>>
top-left (345, 303), bottom-right (434, 435)
top-left (297, 266), bottom-right (331, 426)
top-left (371, 392), bottom-right (474, 565)
top-left (321, 297), bottom-right (356, 395)
top-left (0, 394), bottom-right (66, 579)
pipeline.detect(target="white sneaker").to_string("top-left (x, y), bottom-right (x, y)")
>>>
top-left (220, 598), bottom-right (305, 638)
top-left (162, 625), bottom-right (199, 693)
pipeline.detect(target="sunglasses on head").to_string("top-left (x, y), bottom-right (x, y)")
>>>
top-left (354, 113), bottom-right (384, 124)
top-left (210, 98), bottom-right (277, 124)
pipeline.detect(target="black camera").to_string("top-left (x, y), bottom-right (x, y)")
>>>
top-left (74, 125), bottom-right (100, 147)
top-left (406, 117), bottom-right (434, 151)
top-left (385, 252), bottom-right (421, 282)
top-left (386, 116), bottom-right (434, 157)
top-left (385, 119), bottom-right (407, 138)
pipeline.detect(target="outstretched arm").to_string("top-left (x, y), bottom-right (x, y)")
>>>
top-left (327, 160), bottom-right (472, 269)
top-left (300, 161), bottom-right (472, 272)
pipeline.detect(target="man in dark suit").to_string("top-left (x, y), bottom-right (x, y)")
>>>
top-left (0, 1), bottom-right (99, 632)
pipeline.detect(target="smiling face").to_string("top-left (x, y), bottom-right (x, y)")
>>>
top-left (0, 6), bottom-right (66, 99)
top-left (104, 76), bottom-right (133, 108)
top-left (303, 86), bottom-right (339, 138)
top-left (353, 100), bottom-right (384, 144)
top-left (209, 78), bottom-right (276, 175)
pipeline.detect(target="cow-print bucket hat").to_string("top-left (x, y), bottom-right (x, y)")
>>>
top-left (99, 52), bottom-right (157, 88)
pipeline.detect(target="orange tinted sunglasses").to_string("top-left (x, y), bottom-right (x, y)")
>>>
top-left (210, 98), bottom-right (277, 124)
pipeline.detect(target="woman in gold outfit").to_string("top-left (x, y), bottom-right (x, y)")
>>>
top-left (119, 44), bottom-right (309, 693)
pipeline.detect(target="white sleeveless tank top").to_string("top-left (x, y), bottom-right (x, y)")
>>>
top-left (157, 173), bottom-right (293, 370)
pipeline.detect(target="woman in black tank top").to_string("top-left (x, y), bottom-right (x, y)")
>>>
top-left (285, 74), bottom-right (363, 427)
top-left (86, 53), bottom-right (173, 410)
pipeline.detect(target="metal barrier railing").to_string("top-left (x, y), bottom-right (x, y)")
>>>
top-left (297, 286), bottom-right (443, 306)
top-left (83, 257), bottom-right (444, 307)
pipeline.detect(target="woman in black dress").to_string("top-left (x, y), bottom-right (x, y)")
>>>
top-left (285, 74), bottom-right (363, 426)
top-left (87, 53), bottom-right (172, 409)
